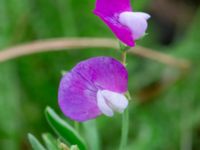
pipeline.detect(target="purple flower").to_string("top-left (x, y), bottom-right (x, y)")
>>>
top-left (94, 0), bottom-right (150, 47)
top-left (58, 57), bottom-right (128, 122)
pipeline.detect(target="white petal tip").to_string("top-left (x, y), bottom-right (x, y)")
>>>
top-left (136, 12), bottom-right (151, 20)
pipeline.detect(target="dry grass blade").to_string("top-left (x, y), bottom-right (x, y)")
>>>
top-left (0, 38), bottom-right (191, 70)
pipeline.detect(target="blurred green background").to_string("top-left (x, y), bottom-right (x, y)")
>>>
top-left (0, 0), bottom-right (200, 149)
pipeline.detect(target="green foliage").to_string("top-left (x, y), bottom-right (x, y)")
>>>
top-left (28, 134), bottom-right (46, 150)
top-left (45, 107), bottom-right (87, 150)
top-left (0, 0), bottom-right (26, 149)
top-left (28, 107), bottom-right (88, 150)
top-left (42, 133), bottom-right (60, 150)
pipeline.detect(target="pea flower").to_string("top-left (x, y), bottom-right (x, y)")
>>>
top-left (58, 57), bottom-right (128, 122)
top-left (94, 0), bottom-right (150, 47)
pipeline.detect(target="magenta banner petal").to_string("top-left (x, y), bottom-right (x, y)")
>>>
top-left (58, 71), bottom-right (101, 122)
top-left (94, 0), bottom-right (132, 15)
top-left (58, 57), bottom-right (128, 122)
top-left (74, 57), bottom-right (128, 93)
top-left (95, 14), bottom-right (135, 47)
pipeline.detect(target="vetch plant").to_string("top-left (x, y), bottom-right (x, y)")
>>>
top-left (28, 0), bottom-right (150, 150)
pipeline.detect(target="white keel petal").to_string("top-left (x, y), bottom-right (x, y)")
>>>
top-left (119, 11), bottom-right (150, 40)
top-left (97, 90), bottom-right (114, 117)
top-left (97, 90), bottom-right (129, 117)
top-left (101, 90), bottom-right (128, 113)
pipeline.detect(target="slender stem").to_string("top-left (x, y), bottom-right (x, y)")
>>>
top-left (119, 108), bottom-right (129, 150)
top-left (121, 51), bottom-right (127, 66)
top-left (119, 46), bottom-right (129, 150)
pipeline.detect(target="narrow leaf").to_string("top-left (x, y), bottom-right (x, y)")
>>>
top-left (28, 133), bottom-right (46, 150)
top-left (42, 133), bottom-right (59, 150)
top-left (45, 107), bottom-right (87, 150)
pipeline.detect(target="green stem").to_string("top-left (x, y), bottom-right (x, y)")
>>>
top-left (119, 108), bottom-right (129, 150)
top-left (119, 43), bottom-right (129, 150)
top-left (121, 51), bottom-right (127, 66)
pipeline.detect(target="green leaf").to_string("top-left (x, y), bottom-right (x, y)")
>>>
top-left (45, 107), bottom-right (87, 150)
top-left (28, 133), bottom-right (46, 150)
top-left (42, 133), bottom-right (59, 150)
